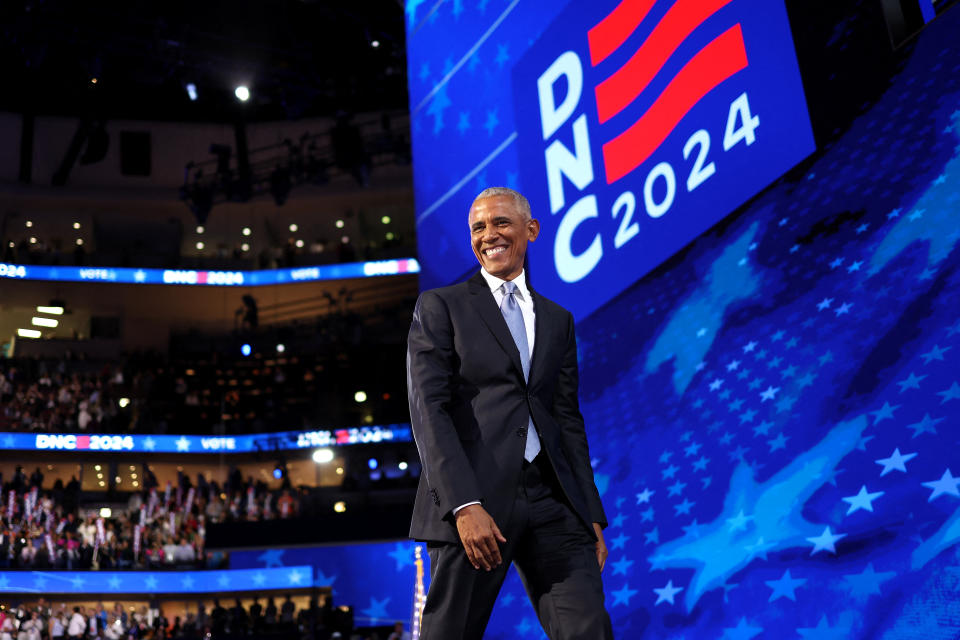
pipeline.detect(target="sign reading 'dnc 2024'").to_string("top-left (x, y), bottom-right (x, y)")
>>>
top-left (512, 0), bottom-right (815, 317)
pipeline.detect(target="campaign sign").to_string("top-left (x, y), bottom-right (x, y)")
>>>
top-left (512, 0), bottom-right (815, 317)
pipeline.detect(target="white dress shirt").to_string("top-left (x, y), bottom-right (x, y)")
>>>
top-left (454, 268), bottom-right (536, 516)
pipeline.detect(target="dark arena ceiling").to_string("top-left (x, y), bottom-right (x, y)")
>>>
top-left (0, 0), bottom-right (408, 122)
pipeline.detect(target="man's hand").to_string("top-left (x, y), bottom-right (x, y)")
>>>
top-left (593, 522), bottom-right (608, 571)
top-left (455, 504), bottom-right (506, 571)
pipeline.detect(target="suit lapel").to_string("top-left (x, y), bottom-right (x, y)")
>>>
top-left (528, 286), bottom-right (550, 387)
top-left (468, 271), bottom-right (526, 383)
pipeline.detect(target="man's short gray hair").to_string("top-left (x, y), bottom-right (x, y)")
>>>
top-left (473, 187), bottom-right (532, 220)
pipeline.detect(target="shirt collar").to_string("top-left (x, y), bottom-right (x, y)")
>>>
top-left (480, 268), bottom-right (530, 301)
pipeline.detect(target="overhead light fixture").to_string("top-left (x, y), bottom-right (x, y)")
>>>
top-left (241, 343), bottom-right (252, 356)
top-left (381, 215), bottom-right (391, 225)
top-left (196, 225), bottom-right (205, 234)
top-left (354, 390), bottom-right (367, 403)
top-left (295, 239), bottom-right (304, 248)
top-left (186, 83), bottom-right (198, 101)
top-left (25, 220), bottom-right (33, 227)
top-left (242, 227), bottom-right (252, 236)
top-left (73, 222), bottom-right (81, 229)
top-left (333, 501), bottom-right (346, 513)
top-left (235, 85), bottom-right (250, 102)
top-left (276, 343), bottom-right (285, 353)
top-left (36, 306), bottom-right (64, 315)
top-left (17, 329), bottom-right (42, 339)
top-left (29, 237), bottom-right (36, 244)
top-left (312, 449), bottom-right (334, 464)
top-left (241, 243), bottom-right (250, 252)
top-left (371, 39), bottom-right (380, 48)
top-left (289, 223), bottom-right (298, 232)
top-left (196, 241), bottom-right (204, 250)
top-left (335, 219), bottom-right (344, 229)
top-left (31, 317), bottom-right (58, 328)
top-left (76, 238), bottom-right (84, 246)
top-left (385, 232), bottom-right (395, 241)
top-left (118, 398), bottom-right (130, 408)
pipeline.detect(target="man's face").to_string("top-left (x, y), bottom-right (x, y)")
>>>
top-left (469, 195), bottom-right (539, 281)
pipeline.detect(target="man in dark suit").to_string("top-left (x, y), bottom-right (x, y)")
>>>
top-left (407, 187), bottom-right (613, 639)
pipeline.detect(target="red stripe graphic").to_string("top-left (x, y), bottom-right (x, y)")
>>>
top-left (601, 24), bottom-right (747, 184)
top-left (587, 0), bottom-right (657, 66)
top-left (594, 0), bottom-right (734, 123)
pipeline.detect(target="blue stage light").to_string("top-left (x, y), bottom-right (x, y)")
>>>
top-left (186, 83), bottom-right (198, 101)
top-left (367, 458), bottom-right (379, 470)
top-left (241, 344), bottom-right (252, 356)
top-left (272, 466), bottom-right (283, 480)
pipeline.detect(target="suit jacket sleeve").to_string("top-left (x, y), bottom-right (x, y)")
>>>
top-left (406, 290), bottom-right (481, 520)
top-left (553, 310), bottom-right (608, 528)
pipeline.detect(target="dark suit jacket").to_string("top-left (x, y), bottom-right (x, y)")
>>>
top-left (406, 270), bottom-right (607, 544)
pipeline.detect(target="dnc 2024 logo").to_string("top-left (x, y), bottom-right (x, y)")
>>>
top-left (512, 0), bottom-right (815, 318)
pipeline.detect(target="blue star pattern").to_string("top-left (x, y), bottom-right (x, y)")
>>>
top-left (0, 566), bottom-right (311, 594)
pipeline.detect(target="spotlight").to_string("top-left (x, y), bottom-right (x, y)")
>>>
top-left (312, 449), bottom-right (334, 464)
top-left (354, 390), bottom-right (367, 403)
top-left (381, 215), bottom-right (391, 225)
top-left (31, 317), bottom-right (58, 328)
top-left (36, 306), bottom-right (64, 315)
top-left (241, 343), bottom-right (252, 357)
top-left (29, 237), bottom-right (36, 244)
top-left (25, 220), bottom-right (33, 227)
top-left (272, 464), bottom-right (285, 480)
top-left (367, 458), bottom-right (379, 470)
top-left (333, 501), bottom-right (346, 513)
top-left (75, 238), bottom-right (84, 246)
top-left (289, 223), bottom-right (298, 232)
top-left (196, 226), bottom-right (205, 234)
top-left (295, 239), bottom-right (304, 248)
top-left (242, 227), bottom-right (252, 236)
top-left (241, 243), bottom-right (250, 252)
top-left (235, 85), bottom-right (250, 102)
top-left (385, 232), bottom-right (395, 241)
top-left (335, 219), bottom-right (344, 229)
top-left (196, 241), bottom-right (205, 250)
top-left (186, 83), bottom-right (198, 101)
top-left (73, 222), bottom-right (81, 229)
top-left (371, 40), bottom-right (380, 48)
top-left (276, 343), bottom-right (285, 353)
top-left (341, 235), bottom-right (350, 244)
top-left (118, 398), bottom-right (130, 408)
top-left (100, 507), bottom-right (112, 518)
top-left (399, 461), bottom-right (408, 471)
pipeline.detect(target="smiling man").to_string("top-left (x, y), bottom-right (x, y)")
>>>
top-left (406, 187), bottom-right (613, 639)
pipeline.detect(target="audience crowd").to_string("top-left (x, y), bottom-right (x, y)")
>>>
top-left (0, 317), bottom-right (409, 436)
top-left (0, 595), bottom-right (368, 639)
top-left (0, 466), bottom-right (311, 571)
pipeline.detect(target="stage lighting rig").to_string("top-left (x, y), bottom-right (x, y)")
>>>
top-left (179, 112), bottom-right (409, 219)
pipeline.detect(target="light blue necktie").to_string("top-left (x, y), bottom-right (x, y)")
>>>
top-left (500, 281), bottom-right (541, 462)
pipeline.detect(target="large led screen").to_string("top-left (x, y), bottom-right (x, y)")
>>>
top-left (407, 0), bottom-right (815, 319)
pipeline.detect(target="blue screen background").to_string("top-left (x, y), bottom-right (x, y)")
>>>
top-left (407, 1), bottom-right (960, 638)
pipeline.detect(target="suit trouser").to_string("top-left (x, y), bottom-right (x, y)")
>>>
top-left (420, 454), bottom-right (614, 640)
